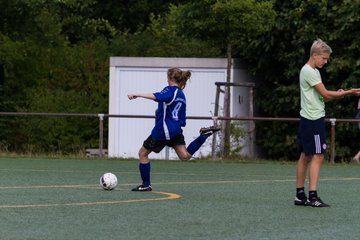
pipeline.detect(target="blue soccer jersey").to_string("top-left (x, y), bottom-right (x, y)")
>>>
top-left (151, 86), bottom-right (186, 140)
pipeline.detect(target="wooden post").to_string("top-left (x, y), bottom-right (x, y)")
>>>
top-left (214, 81), bottom-right (255, 159)
top-left (330, 118), bottom-right (336, 164)
top-left (212, 85), bottom-right (221, 160)
top-left (248, 87), bottom-right (254, 157)
top-left (98, 113), bottom-right (104, 157)
top-left (221, 43), bottom-right (232, 159)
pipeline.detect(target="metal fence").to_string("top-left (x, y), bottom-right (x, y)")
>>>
top-left (1, 111), bottom-right (359, 162)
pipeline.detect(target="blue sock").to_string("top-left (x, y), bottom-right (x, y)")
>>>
top-left (139, 162), bottom-right (151, 186)
top-left (186, 135), bottom-right (209, 155)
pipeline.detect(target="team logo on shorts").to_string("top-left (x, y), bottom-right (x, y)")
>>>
top-left (322, 144), bottom-right (327, 150)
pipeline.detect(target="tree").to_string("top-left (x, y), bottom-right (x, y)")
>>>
top-left (0, 0), bottom-right (204, 153)
top-left (168, 0), bottom-right (276, 158)
top-left (243, 0), bottom-right (360, 160)
top-left (0, 0), bottom-right (111, 152)
top-left (93, 0), bottom-right (192, 33)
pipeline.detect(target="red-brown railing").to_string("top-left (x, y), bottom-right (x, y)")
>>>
top-left (1, 112), bottom-right (359, 162)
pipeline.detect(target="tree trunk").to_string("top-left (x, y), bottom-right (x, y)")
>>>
top-left (220, 43), bottom-right (232, 159)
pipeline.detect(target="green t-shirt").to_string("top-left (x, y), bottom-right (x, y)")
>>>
top-left (299, 64), bottom-right (325, 120)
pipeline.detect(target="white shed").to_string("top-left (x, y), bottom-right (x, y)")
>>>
top-left (108, 57), bottom-right (254, 159)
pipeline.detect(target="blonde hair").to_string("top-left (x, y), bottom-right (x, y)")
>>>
top-left (310, 39), bottom-right (333, 56)
top-left (167, 67), bottom-right (191, 90)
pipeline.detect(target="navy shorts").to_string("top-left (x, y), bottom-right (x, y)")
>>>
top-left (297, 117), bottom-right (326, 156)
top-left (143, 134), bottom-right (186, 153)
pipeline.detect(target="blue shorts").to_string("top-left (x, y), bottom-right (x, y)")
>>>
top-left (297, 117), bottom-right (326, 156)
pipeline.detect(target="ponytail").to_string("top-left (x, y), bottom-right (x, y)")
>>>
top-left (167, 67), bottom-right (191, 90)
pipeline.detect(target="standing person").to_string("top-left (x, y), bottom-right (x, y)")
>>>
top-left (295, 39), bottom-right (360, 207)
top-left (353, 98), bottom-right (360, 163)
top-left (128, 67), bottom-right (220, 191)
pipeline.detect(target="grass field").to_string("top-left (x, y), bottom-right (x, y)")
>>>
top-left (0, 157), bottom-right (359, 240)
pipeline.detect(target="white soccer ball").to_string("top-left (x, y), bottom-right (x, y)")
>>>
top-left (100, 173), bottom-right (118, 190)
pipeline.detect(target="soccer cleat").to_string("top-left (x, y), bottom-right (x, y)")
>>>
top-left (200, 126), bottom-right (221, 136)
top-left (131, 184), bottom-right (152, 192)
top-left (308, 197), bottom-right (330, 207)
top-left (294, 197), bottom-right (310, 206)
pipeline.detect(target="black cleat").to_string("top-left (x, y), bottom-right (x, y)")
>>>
top-left (200, 126), bottom-right (221, 136)
top-left (294, 197), bottom-right (310, 206)
top-left (131, 184), bottom-right (152, 192)
top-left (308, 197), bottom-right (330, 207)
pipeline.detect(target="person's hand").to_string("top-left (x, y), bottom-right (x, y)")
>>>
top-left (351, 88), bottom-right (360, 96)
top-left (128, 94), bottom-right (138, 100)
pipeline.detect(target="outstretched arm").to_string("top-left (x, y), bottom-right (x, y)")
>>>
top-left (128, 93), bottom-right (156, 100)
top-left (314, 83), bottom-right (360, 102)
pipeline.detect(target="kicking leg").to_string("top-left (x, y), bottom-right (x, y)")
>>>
top-left (174, 144), bottom-right (192, 161)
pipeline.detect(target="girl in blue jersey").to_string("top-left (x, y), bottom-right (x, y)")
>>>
top-left (128, 67), bottom-right (220, 191)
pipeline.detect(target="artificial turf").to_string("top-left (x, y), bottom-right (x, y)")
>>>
top-left (0, 157), bottom-right (359, 240)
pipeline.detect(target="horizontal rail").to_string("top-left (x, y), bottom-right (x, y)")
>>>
top-left (0, 112), bottom-right (98, 117)
top-left (215, 82), bottom-right (255, 88)
top-left (1, 112), bottom-right (359, 123)
top-left (1, 112), bottom-right (359, 162)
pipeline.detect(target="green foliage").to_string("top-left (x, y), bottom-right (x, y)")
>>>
top-left (0, 0), bottom-right (359, 160)
top-left (256, 122), bottom-right (298, 160)
top-left (167, 0), bottom-right (276, 158)
top-left (169, 0), bottom-right (276, 53)
top-left (228, 121), bottom-right (248, 158)
top-left (108, 13), bottom-right (221, 58)
top-left (0, 0), bottom-right (110, 153)
top-left (250, 0), bottom-right (360, 161)
top-left (0, 0), bottom-right (210, 154)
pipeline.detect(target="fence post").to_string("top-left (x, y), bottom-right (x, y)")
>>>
top-left (329, 118), bottom-right (336, 164)
top-left (98, 113), bottom-right (105, 157)
top-left (212, 117), bottom-right (219, 161)
top-left (248, 87), bottom-right (254, 158)
top-left (212, 85), bottom-right (221, 161)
